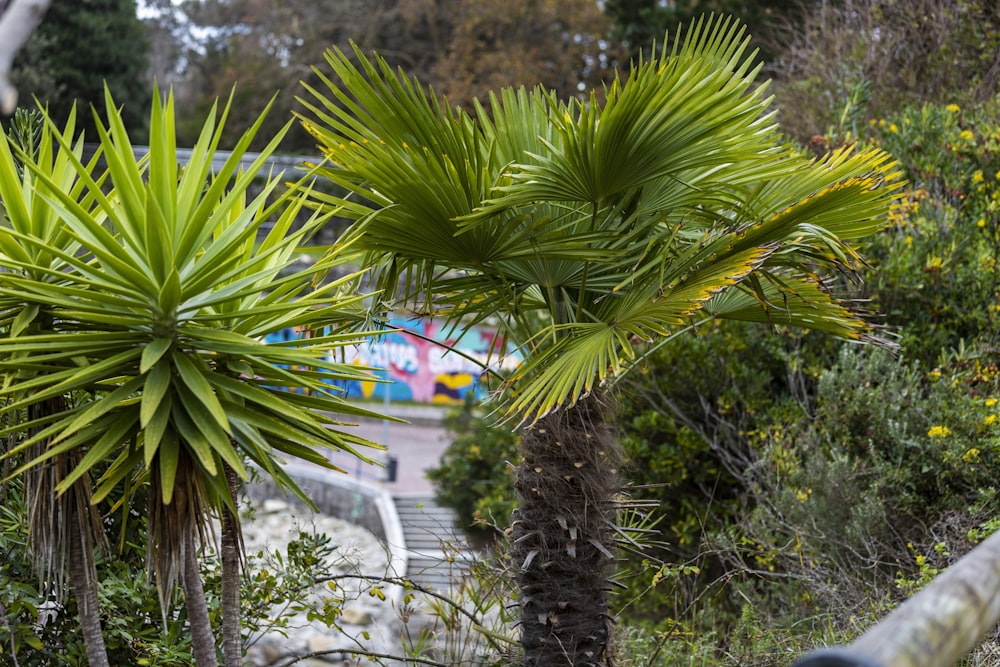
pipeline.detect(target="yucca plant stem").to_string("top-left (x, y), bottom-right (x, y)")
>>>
top-left (183, 543), bottom-right (218, 667)
top-left (66, 496), bottom-right (109, 667)
top-left (26, 396), bottom-right (110, 667)
top-left (220, 464), bottom-right (242, 667)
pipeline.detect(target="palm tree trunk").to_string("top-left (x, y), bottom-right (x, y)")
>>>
top-left (220, 464), bottom-right (243, 667)
top-left (511, 392), bottom-right (621, 667)
top-left (183, 543), bottom-right (219, 667)
top-left (66, 499), bottom-right (109, 667)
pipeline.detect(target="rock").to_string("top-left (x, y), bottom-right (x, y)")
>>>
top-left (340, 605), bottom-right (375, 626)
top-left (239, 504), bottom-right (402, 667)
top-left (260, 498), bottom-right (290, 514)
top-left (306, 634), bottom-right (344, 654)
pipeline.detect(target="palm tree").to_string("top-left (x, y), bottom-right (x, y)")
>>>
top-left (299, 15), bottom-right (901, 667)
top-left (0, 89), bottom-right (385, 666)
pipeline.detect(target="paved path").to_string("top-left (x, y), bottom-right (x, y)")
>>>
top-left (324, 404), bottom-right (476, 591)
top-left (327, 404), bottom-right (453, 495)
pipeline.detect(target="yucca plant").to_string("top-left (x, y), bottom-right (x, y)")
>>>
top-left (299, 15), bottom-right (902, 667)
top-left (0, 88), bottom-right (384, 667)
top-left (0, 106), bottom-right (112, 667)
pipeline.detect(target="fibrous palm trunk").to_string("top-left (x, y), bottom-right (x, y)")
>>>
top-left (511, 393), bottom-right (621, 667)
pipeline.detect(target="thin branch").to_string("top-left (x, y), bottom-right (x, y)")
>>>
top-left (0, 599), bottom-right (21, 667)
top-left (313, 572), bottom-right (505, 647)
top-left (272, 648), bottom-right (449, 667)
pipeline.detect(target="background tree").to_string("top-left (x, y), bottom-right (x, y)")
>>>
top-left (300, 16), bottom-right (899, 666)
top-left (422, 0), bottom-right (618, 110)
top-left (154, 0), bottom-right (616, 151)
top-left (7, 0), bottom-right (150, 142)
top-left (604, 0), bottom-right (807, 64)
top-left (0, 0), bottom-right (52, 114)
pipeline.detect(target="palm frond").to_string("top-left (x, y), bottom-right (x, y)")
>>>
top-left (302, 14), bottom-right (899, 423)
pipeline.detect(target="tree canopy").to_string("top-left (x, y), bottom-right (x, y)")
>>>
top-left (141, 0), bottom-right (616, 151)
top-left (8, 0), bottom-right (150, 141)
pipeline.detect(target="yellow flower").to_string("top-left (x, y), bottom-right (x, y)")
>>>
top-left (960, 130), bottom-right (976, 142)
top-left (915, 554), bottom-right (927, 565)
top-left (928, 369), bottom-right (942, 381)
top-left (986, 398), bottom-right (998, 407)
top-left (979, 218), bottom-right (988, 228)
top-left (961, 447), bottom-right (981, 463)
top-left (995, 170), bottom-right (1000, 181)
top-left (985, 415), bottom-right (997, 427)
top-left (927, 425), bottom-right (952, 438)
top-left (889, 123), bottom-right (899, 133)
top-left (973, 170), bottom-right (985, 184)
top-left (946, 104), bottom-right (961, 113)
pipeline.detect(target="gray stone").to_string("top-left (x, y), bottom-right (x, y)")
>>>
top-left (340, 605), bottom-right (375, 626)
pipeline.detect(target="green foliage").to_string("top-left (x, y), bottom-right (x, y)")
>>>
top-left (771, 0), bottom-right (1000, 141)
top-left (810, 347), bottom-right (999, 515)
top-left (604, 0), bottom-right (802, 64)
top-left (617, 321), bottom-right (823, 552)
top-left (427, 397), bottom-right (520, 542)
top-left (0, 484), bottom-right (45, 663)
top-left (10, 0), bottom-right (151, 142)
top-left (4, 108), bottom-right (43, 177)
top-left (865, 102), bottom-right (1000, 366)
top-left (0, 480), bottom-right (194, 667)
top-left (611, 105), bottom-right (1000, 656)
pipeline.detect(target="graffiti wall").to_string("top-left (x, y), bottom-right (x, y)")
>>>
top-left (264, 318), bottom-right (520, 405)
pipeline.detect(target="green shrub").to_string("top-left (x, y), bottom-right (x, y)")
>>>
top-left (427, 396), bottom-right (520, 543)
top-left (864, 102), bottom-right (1000, 366)
top-left (0, 479), bottom-right (193, 666)
top-left (719, 345), bottom-right (999, 636)
top-left (616, 320), bottom-right (824, 552)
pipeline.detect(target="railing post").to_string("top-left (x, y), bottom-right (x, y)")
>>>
top-left (793, 529), bottom-right (1000, 667)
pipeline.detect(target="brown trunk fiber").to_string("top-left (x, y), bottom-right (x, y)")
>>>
top-left (511, 393), bottom-right (621, 667)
